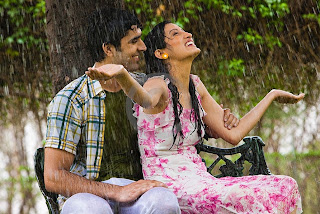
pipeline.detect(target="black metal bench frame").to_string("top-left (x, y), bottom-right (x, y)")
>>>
top-left (34, 147), bottom-right (59, 214)
top-left (34, 136), bottom-right (271, 214)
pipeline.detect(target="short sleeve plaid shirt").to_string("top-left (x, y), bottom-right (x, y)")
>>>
top-left (45, 74), bottom-right (107, 180)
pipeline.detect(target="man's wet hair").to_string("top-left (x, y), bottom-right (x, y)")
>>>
top-left (87, 7), bottom-right (142, 62)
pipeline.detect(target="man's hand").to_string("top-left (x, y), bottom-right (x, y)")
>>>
top-left (205, 104), bottom-right (240, 139)
top-left (112, 180), bottom-right (167, 203)
top-left (220, 104), bottom-right (239, 130)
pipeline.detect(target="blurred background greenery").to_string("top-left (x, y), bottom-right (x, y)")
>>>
top-left (1, 0), bottom-right (319, 213)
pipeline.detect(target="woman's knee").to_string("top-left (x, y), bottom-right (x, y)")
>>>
top-left (61, 193), bottom-right (113, 214)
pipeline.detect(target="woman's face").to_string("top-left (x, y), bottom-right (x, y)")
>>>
top-left (162, 23), bottom-right (200, 61)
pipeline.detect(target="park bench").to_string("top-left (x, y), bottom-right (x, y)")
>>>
top-left (34, 136), bottom-right (271, 214)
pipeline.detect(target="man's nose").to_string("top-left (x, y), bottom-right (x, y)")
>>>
top-left (139, 40), bottom-right (147, 51)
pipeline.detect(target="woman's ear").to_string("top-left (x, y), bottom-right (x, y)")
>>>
top-left (102, 43), bottom-right (116, 57)
top-left (154, 49), bottom-right (168, 60)
top-left (154, 49), bottom-right (163, 59)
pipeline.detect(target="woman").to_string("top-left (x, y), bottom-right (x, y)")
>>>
top-left (86, 21), bottom-right (303, 213)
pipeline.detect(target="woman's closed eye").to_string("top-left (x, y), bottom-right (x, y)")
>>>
top-left (170, 29), bottom-right (186, 37)
top-left (166, 29), bottom-right (181, 39)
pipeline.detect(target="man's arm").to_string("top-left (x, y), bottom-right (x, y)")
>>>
top-left (44, 148), bottom-right (166, 202)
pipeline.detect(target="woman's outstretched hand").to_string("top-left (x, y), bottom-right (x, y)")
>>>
top-left (85, 64), bottom-right (126, 81)
top-left (272, 89), bottom-right (305, 104)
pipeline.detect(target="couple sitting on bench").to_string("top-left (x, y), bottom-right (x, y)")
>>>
top-left (40, 7), bottom-right (303, 214)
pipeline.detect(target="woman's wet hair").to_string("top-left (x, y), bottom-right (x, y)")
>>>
top-left (144, 21), bottom-right (204, 148)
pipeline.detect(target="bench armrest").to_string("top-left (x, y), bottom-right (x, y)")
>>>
top-left (196, 136), bottom-right (272, 178)
top-left (34, 148), bottom-right (59, 214)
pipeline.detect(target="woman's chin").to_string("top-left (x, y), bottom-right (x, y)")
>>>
top-left (175, 48), bottom-right (201, 61)
top-left (190, 48), bottom-right (201, 59)
top-left (195, 48), bottom-right (201, 55)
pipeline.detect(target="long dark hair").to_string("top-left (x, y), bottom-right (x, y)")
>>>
top-left (144, 21), bottom-right (204, 148)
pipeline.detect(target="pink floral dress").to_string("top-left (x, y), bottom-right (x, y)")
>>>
top-left (133, 75), bottom-right (302, 214)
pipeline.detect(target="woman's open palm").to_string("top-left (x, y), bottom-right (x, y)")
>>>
top-left (86, 64), bottom-right (125, 81)
top-left (273, 89), bottom-right (305, 104)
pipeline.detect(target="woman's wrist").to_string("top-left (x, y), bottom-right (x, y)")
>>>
top-left (269, 89), bottom-right (280, 101)
top-left (115, 66), bottom-right (127, 79)
top-left (115, 67), bottom-right (131, 86)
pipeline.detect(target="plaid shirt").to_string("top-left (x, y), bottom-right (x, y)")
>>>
top-left (45, 72), bottom-right (146, 180)
top-left (45, 74), bottom-right (107, 180)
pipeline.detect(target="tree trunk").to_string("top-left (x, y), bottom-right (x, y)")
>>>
top-left (45, 0), bottom-right (124, 93)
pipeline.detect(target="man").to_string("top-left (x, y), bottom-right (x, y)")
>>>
top-left (44, 7), bottom-right (239, 214)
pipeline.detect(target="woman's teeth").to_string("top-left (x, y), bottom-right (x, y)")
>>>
top-left (186, 41), bottom-right (194, 46)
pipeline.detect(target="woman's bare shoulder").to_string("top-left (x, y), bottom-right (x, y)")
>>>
top-left (143, 75), bottom-right (168, 89)
top-left (191, 75), bottom-right (207, 97)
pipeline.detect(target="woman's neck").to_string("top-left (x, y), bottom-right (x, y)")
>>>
top-left (169, 60), bottom-right (192, 93)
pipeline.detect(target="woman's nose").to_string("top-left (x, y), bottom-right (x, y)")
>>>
top-left (184, 31), bottom-right (192, 38)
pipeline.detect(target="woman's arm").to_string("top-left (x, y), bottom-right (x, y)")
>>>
top-left (86, 64), bottom-right (168, 109)
top-left (197, 79), bottom-right (304, 145)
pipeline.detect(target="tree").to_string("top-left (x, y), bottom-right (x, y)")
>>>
top-left (45, 0), bottom-right (124, 93)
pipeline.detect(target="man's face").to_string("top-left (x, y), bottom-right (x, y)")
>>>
top-left (113, 25), bottom-right (147, 72)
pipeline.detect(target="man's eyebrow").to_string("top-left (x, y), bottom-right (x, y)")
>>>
top-left (129, 35), bottom-right (142, 43)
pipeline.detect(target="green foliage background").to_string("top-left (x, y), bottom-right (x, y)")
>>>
top-left (1, 0), bottom-right (319, 213)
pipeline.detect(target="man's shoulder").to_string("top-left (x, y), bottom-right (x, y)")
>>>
top-left (52, 75), bottom-right (103, 107)
top-left (56, 74), bottom-right (88, 97)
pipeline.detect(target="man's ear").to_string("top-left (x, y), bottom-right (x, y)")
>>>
top-left (102, 43), bottom-right (116, 57)
top-left (154, 49), bottom-right (164, 60)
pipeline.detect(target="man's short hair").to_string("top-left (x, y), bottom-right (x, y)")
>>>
top-left (87, 8), bottom-right (142, 62)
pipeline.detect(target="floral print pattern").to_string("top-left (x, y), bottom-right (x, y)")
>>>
top-left (133, 75), bottom-right (302, 214)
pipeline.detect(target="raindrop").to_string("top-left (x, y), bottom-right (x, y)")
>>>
top-left (293, 35), bottom-right (297, 43)
top-left (244, 42), bottom-right (249, 52)
top-left (4, 85), bottom-right (9, 96)
top-left (56, 43), bottom-right (61, 54)
top-left (72, 66), bottom-right (79, 79)
top-left (308, 25), bottom-right (311, 32)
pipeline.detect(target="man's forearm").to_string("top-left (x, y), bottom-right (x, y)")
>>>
top-left (45, 169), bottom-right (119, 200)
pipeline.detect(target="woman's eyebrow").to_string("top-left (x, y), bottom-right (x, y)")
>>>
top-left (169, 28), bottom-right (179, 34)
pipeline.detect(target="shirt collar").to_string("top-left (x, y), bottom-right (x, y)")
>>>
top-left (86, 63), bottom-right (105, 98)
